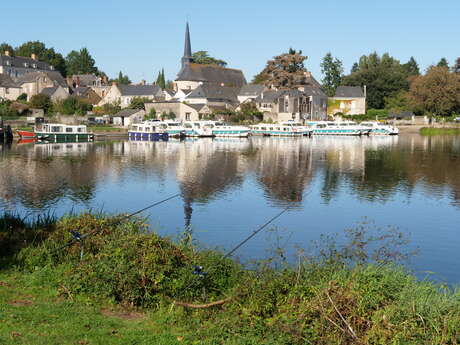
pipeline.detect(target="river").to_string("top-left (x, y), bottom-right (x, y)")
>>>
top-left (1, 135), bottom-right (459, 283)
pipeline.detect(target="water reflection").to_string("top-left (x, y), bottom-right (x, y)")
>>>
top-left (1, 136), bottom-right (460, 212)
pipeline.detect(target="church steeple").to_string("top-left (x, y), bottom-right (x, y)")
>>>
top-left (181, 22), bottom-right (193, 67)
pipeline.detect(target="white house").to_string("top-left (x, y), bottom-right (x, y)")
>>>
top-left (99, 84), bottom-right (163, 108)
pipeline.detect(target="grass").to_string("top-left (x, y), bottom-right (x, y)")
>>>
top-left (420, 127), bottom-right (460, 135)
top-left (1, 213), bottom-right (460, 344)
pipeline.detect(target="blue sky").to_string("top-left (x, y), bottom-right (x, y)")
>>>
top-left (3, 0), bottom-right (459, 83)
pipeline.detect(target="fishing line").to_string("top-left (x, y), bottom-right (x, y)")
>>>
top-left (52, 192), bottom-right (181, 253)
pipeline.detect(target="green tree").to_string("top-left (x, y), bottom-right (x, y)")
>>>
top-left (437, 57), bottom-right (449, 68)
top-left (144, 108), bottom-right (156, 120)
top-left (350, 63), bottom-right (359, 73)
top-left (29, 94), bottom-right (53, 114)
top-left (192, 51), bottom-right (227, 67)
top-left (155, 69), bottom-right (166, 89)
top-left (15, 41), bottom-right (67, 76)
top-left (65, 48), bottom-right (98, 75)
top-left (255, 48), bottom-right (308, 88)
top-left (128, 97), bottom-right (149, 110)
top-left (16, 93), bottom-right (28, 102)
top-left (409, 66), bottom-right (460, 116)
top-left (403, 57), bottom-right (420, 76)
top-left (55, 96), bottom-right (92, 115)
top-left (452, 58), bottom-right (460, 74)
top-left (320, 52), bottom-right (343, 97)
top-left (113, 71), bottom-right (131, 85)
top-left (343, 52), bottom-right (410, 109)
top-left (384, 91), bottom-right (411, 114)
top-left (0, 43), bottom-right (14, 55)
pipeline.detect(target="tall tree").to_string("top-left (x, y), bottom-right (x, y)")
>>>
top-left (65, 48), bottom-right (98, 75)
top-left (155, 69), bottom-right (166, 88)
top-left (15, 41), bottom-right (66, 76)
top-left (343, 52), bottom-right (409, 109)
top-left (255, 48), bottom-right (308, 88)
top-left (437, 57), bottom-right (449, 68)
top-left (403, 56), bottom-right (420, 76)
top-left (409, 66), bottom-right (460, 116)
top-left (0, 43), bottom-right (14, 55)
top-left (350, 62), bottom-right (359, 73)
top-left (320, 52), bottom-right (343, 97)
top-left (452, 58), bottom-right (460, 74)
top-left (192, 51), bottom-right (227, 67)
top-left (113, 71), bottom-right (131, 85)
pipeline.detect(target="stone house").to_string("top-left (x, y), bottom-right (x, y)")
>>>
top-left (16, 71), bottom-right (68, 101)
top-left (98, 84), bottom-right (163, 108)
top-left (237, 84), bottom-right (264, 104)
top-left (40, 85), bottom-right (69, 101)
top-left (184, 84), bottom-right (239, 108)
top-left (328, 86), bottom-right (366, 115)
top-left (111, 108), bottom-right (145, 127)
top-left (67, 74), bottom-right (107, 88)
top-left (145, 101), bottom-right (201, 122)
top-left (0, 74), bottom-right (22, 101)
top-left (0, 51), bottom-right (56, 78)
top-left (72, 87), bottom-right (102, 105)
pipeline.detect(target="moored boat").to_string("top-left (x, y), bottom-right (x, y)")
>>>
top-left (22, 123), bottom-right (94, 142)
top-left (360, 121), bottom-right (399, 135)
top-left (16, 130), bottom-right (36, 139)
top-left (128, 123), bottom-right (169, 141)
top-left (205, 121), bottom-right (250, 138)
top-left (183, 121), bottom-right (214, 137)
top-left (280, 120), bottom-right (313, 136)
top-left (307, 121), bottom-right (370, 136)
top-left (250, 123), bottom-right (305, 137)
top-left (148, 120), bottom-right (186, 138)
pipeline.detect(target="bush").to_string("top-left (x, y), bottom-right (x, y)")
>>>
top-left (16, 93), bottom-right (28, 102)
top-left (144, 108), bottom-right (156, 120)
top-left (29, 94), bottom-right (53, 114)
top-left (93, 102), bottom-right (121, 115)
top-left (54, 96), bottom-right (92, 115)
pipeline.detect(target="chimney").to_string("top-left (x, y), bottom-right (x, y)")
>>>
top-left (31, 53), bottom-right (37, 60)
top-left (4, 50), bottom-right (10, 56)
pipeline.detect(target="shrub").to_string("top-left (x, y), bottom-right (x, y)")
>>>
top-left (30, 94), bottom-right (53, 114)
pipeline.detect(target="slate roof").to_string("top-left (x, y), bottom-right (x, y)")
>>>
top-left (0, 73), bottom-right (20, 87)
top-left (71, 86), bottom-right (90, 95)
top-left (0, 54), bottom-right (53, 71)
top-left (302, 85), bottom-right (327, 98)
top-left (176, 63), bottom-right (246, 87)
top-left (186, 103), bottom-right (206, 112)
top-left (70, 74), bottom-right (98, 86)
top-left (254, 90), bottom-right (283, 103)
top-left (40, 86), bottom-right (59, 97)
top-left (334, 86), bottom-right (364, 98)
top-left (187, 84), bottom-right (240, 102)
top-left (113, 108), bottom-right (144, 117)
top-left (15, 71), bottom-right (67, 87)
top-left (118, 84), bottom-right (162, 96)
top-left (238, 84), bottom-right (264, 97)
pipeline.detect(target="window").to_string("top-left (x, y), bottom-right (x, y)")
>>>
top-left (6, 60), bottom-right (10, 66)
top-left (24, 63), bottom-right (29, 67)
top-left (51, 126), bottom-right (62, 132)
top-left (32, 63), bottom-right (37, 68)
top-left (77, 128), bottom-right (83, 132)
top-left (66, 128), bottom-right (73, 133)
top-left (5, 88), bottom-right (9, 94)
top-left (185, 112), bottom-right (191, 121)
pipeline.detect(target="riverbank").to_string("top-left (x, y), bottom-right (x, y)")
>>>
top-left (1, 212), bottom-right (459, 344)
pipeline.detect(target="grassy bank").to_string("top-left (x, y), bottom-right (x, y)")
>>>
top-left (1, 213), bottom-right (460, 344)
top-left (420, 127), bottom-right (460, 135)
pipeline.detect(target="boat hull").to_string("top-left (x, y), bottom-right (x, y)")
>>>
top-left (128, 131), bottom-right (169, 141)
top-left (311, 129), bottom-right (364, 136)
top-left (16, 130), bottom-right (36, 139)
top-left (35, 132), bottom-right (94, 142)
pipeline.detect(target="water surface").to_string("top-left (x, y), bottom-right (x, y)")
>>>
top-left (1, 135), bottom-right (459, 283)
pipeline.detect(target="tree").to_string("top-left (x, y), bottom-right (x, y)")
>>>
top-left (16, 93), bottom-right (28, 102)
top-left (437, 57), bottom-right (449, 68)
top-left (29, 94), bottom-right (52, 114)
top-left (155, 69), bottom-right (166, 89)
top-left (453, 58), bottom-right (460, 74)
top-left (54, 96), bottom-right (92, 115)
top-left (128, 97), bottom-right (149, 110)
top-left (144, 108), bottom-right (156, 120)
top-left (0, 43), bottom-right (14, 55)
top-left (409, 66), bottom-right (460, 116)
top-left (343, 52), bottom-right (410, 109)
top-left (65, 48), bottom-right (98, 75)
top-left (351, 63), bottom-right (359, 73)
top-left (255, 48), bottom-right (308, 88)
top-left (15, 41), bottom-right (67, 76)
top-left (251, 72), bottom-right (269, 84)
top-left (320, 52), bottom-right (343, 97)
top-left (113, 71), bottom-right (131, 85)
top-left (403, 57), bottom-right (420, 76)
top-left (384, 91), bottom-right (411, 114)
top-left (192, 51), bottom-right (227, 67)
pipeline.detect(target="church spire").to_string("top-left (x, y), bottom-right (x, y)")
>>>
top-left (181, 22), bottom-right (193, 67)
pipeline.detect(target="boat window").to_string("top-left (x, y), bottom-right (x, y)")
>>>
top-left (132, 126), bottom-right (138, 131)
top-left (77, 127), bottom-right (84, 132)
top-left (261, 127), bottom-right (266, 130)
top-left (51, 126), bottom-right (62, 132)
top-left (184, 123), bottom-right (192, 128)
top-left (65, 128), bottom-right (73, 133)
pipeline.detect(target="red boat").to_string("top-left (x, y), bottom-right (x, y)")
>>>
top-left (16, 130), bottom-right (36, 139)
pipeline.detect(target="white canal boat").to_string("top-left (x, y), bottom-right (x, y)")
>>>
top-left (206, 121), bottom-right (250, 138)
top-left (147, 120), bottom-right (186, 138)
top-left (360, 121), bottom-right (399, 135)
top-left (307, 121), bottom-right (371, 136)
top-left (250, 123), bottom-right (305, 137)
top-left (183, 121), bottom-right (214, 137)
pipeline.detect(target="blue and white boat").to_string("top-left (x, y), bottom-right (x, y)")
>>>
top-left (250, 123), bottom-right (305, 137)
top-left (360, 121), bottom-right (399, 135)
top-left (307, 121), bottom-right (371, 136)
top-left (206, 121), bottom-right (250, 138)
top-left (148, 120), bottom-right (186, 138)
top-left (183, 121), bottom-right (214, 137)
top-left (128, 123), bottom-right (169, 141)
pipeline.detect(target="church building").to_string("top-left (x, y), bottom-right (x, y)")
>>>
top-left (174, 23), bottom-right (247, 91)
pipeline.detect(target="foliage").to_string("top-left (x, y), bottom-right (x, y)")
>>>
top-left (14, 41), bottom-right (67, 76)
top-left (320, 52), bottom-right (343, 96)
top-left (3, 213), bottom-right (460, 344)
top-left (128, 97), bottom-right (149, 110)
top-left (160, 111), bottom-right (176, 120)
top-left (0, 43), bottom-right (14, 55)
top-left (192, 51), bottom-right (227, 67)
top-left (343, 52), bottom-right (411, 109)
top-left (54, 96), bottom-right (92, 115)
top-left (255, 48), bottom-right (308, 88)
top-left (251, 71), bottom-right (269, 84)
top-left (0, 99), bottom-right (17, 117)
top-left (65, 48), bottom-right (98, 75)
top-left (113, 71), bottom-right (131, 85)
top-left (29, 94), bottom-right (53, 114)
top-left (155, 68), bottom-right (166, 89)
top-left (437, 57), bottom-right (449, 68)
top-left (367, 108), bottom-right (389, 118)
top-left (453, 57), bottom-right (460, 74)
top-left (92, 102), bottom-right (121, 115)
top-left (409, 66), bottom-right (460, 116)
top-left (420, 127), bottom-right (460, 135)
top-left (384, 90), bottom-right (411, 114)
top-left (144, 108), bottom-right (156, 120)
top-left (16, 93), bottom-right (28, 102)
top-left (403, 56), bottom-right (420, 76)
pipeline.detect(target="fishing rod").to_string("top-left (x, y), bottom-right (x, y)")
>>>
top-left (52, 193), bottom-right (181, 254)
